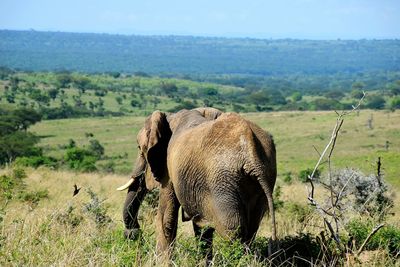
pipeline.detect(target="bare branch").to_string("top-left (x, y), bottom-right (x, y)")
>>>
top-left (356, 224), bottom-right (385, 256)
top-left (306, 92), bottom-right (366, 251)
top-left (312, 145), bottom-right (322, 157)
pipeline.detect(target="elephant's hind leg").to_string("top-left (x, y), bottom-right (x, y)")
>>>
top-left (156, 182), bottom-right (180, 256)
top-left (193, 222), bottom-right (215, 265)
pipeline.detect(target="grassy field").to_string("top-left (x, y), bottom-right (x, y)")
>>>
top-left (1, 109), bottom-right (399, 266)
top-left (30, 109), bottom-right (400, 188)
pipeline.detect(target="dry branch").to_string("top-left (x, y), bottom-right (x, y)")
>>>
top-left (306, 92), bottom-right (366, 250)
top-left (356, 223), bottom-right (385, 256)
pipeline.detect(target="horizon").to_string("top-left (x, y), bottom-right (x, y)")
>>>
top-left (1, 28), bottom-right (399, 41)
top-left (0, 0), bottom-right (399, 40)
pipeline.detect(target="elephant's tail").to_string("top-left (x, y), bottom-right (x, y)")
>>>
top-left (257, 177), bottom-right (277, 243)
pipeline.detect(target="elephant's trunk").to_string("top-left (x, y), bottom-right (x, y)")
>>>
top-left (122, 174), bottom-right (147, 239)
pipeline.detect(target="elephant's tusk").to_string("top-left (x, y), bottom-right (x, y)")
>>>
top-left (116, 177), bottom-right (135, 191)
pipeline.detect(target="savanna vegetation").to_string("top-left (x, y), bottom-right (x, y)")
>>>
top-left (0, 30), bottom-right (399, 265)
top-left (1, 30), bottom-right (399, 74)
top-left (1, 108), bottom-right (399, 266)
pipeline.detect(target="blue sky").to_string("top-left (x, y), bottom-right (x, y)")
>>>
top-left (0, 0), bottom-right (399, 39)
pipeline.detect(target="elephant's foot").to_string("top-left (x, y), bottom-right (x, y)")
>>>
top-left (124, 228), bottom-right (142, 240)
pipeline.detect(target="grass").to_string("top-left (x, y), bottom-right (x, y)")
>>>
top-left (30, 109), bottom-right (400, 187)
top-left (2, 109), bottom-right (400, 265)
top-left (1, 166), bottom-right (398, 266)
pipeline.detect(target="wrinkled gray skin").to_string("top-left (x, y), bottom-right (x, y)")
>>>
top-left (122, 107), bottom-right (277, 261)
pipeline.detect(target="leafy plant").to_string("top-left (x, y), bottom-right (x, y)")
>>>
top-left (18, 189), bottom-right (49, 208)
top-left (346, 219), bottom-right (400, 256)
top-left (82, 188), bottom-right (112, 227)
top-left (64, 147), bottom-right (97, 172)
top-left (55, 204), bottom-right (83, 228)
top-left (299, 168), bottom-right (320, 183)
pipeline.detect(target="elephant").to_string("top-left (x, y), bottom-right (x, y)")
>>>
top-left (117, 107), bottom-right (277, 261)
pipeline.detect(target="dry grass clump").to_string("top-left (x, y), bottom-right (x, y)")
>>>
top-left (1, 167), bottom-right (399, 266)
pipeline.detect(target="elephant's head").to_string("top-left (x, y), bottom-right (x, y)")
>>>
top-left (117, 111), bottom-right (171, 239)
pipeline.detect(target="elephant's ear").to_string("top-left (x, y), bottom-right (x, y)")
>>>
top-left (146, 111), bottom-right (171, 182)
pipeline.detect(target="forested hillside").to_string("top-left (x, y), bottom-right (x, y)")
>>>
top-left (1, 30), bottom-right (399, 75)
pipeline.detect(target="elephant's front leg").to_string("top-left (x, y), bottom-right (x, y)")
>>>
top-left (156, 182), bottom-right (180, 256)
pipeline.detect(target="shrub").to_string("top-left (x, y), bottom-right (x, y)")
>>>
top-left (55, 205), bottom-right (83, 228)
top-left (15, 155), bottom-right (58, 168)
top-left (365, 95), bottom-right (386, 109)
top-left (83, 188), bottom-right (112, 227)
top-left (390, 96), bottom-right (400, 109)
top-left (0, 169), bottom-right (26, 203)
top-left (88, 139), bottom-right (104, 159)
top-left (346, 219), bottom-right (400, 256)
top-left (283, 172), bottom-right (292, 184)
top-left (273, 185), bottom-right (284, 211)
top-left (299, 168), bottom-right (320, 183)
top-left (18, 189), bottom-right (49, 208)
top-left (328, 168), bottom-right (393, 220)
top-left (64, 147), bottom-right (97, 172)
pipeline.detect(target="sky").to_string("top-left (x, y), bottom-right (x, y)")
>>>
top-left (0, 0), bottom-right (399, 39)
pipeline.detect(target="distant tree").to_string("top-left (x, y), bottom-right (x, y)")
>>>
top-left (151, 97), bottom-right (161, 109)
top-left (133, 71), bottom-right (150, 77)
top-left (56, 73), bottom-right (73, 88)
top-left (324, 90), bottom-right (344, 100)
top-left (19, 98), bottom-right (28, 107)
top-left (88, 139), bottom-right (104, 159)
top-left (73, 76), bottom-right (91, 92)
top-left (29, 89), bottom-right (50, 106)
top-left (161, 82), bottom-right (178, 96)
top-left (247, 91), bottom-right (270, 106)
top-left (12, 108), bottom-right (42, 131)
top-left (130, 99), bottom-right (141, 108)
top-left (88, 101), bottom-right (95, 111)
top-left (0, 131), bottom-right (41, 164)
top-left (109, 72), bottom-right (121, 78)
top-left (115, 96), bottom-right (123, 105)
top-left (94, 89), bottom-right (107, 97)
top-left (47, 88), bottom-right (59, 100)
top-left (268, 90), bottom-right (287, 105)
top-left (6, 93), bottom-right (15, 103)
top-left (168, 100), bottom-right (196, 112)
top-left (9, 76), bottom-right (20, 90)
top-left (311, 98), bottom-right (343, 110)
top-left (388, 80), bottom-right (400, 96)
top-left (351, 81), bottom-right (365, 91)
top-left (291, 91), bottom-right (302, 102)
top-left (351, 89), bottom-right (364, 99)
top-left (200, 87), bottom-right (219, 97)
top-left (366, 95), bottom-right (386, 109)
top-left (0, 107), bottom-right (42, 165)
top-left (390, 97), bottom-right (400, 109)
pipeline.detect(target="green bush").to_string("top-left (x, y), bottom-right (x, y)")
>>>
top-left (299, 168), bottom-right (320, 183)
top-left (64, 147), bottom-right (97, 172)
top-left (273, 185), bottom-right (284, 210)
top-left (83, 188), bottom-right (112, 227)
top-left (15, 156), bottom-right (58, 168)
top-left (283, 172), bottom-right (293, 184)
top-left (0, 169), bottom-right (26, 202)
top-left (346, 218), bottom-right (400, 256)
top-left (55, 205), bottom-right (83, 228)
top-left (18, 189), bottom-right (49, 206)
top-left (390, 96), bottom-right (400, 109)
top-left (88, 139), bottom-right (104, 159)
